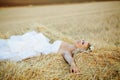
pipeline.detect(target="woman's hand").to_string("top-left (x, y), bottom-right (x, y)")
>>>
top-left (70, 65), bottom-right (79, 74)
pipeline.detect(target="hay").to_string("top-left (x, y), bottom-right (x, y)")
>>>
top-left (0, 50), bottom-right (120, 80)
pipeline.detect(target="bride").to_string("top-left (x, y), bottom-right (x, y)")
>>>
top-left (0, 31), bottom-right (92, 73)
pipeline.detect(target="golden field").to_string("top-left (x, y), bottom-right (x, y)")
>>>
top-left (0, 1), bottom-right (120, 80)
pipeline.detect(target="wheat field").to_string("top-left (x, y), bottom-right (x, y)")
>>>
top-left (0, 1), bottom-right (120, 80)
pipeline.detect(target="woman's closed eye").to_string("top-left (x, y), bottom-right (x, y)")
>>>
top-left (82, 41), bottom-right (85, 45)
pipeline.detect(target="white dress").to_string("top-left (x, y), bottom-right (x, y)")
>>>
top-left (0, 31), bottom-right (62, 61)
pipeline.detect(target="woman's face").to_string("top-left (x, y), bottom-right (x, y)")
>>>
top-left (75, 40), bottom-right (89, 50)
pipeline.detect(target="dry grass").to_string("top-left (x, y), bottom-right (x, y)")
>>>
top-left (0, 1), bottom-right (120, 80)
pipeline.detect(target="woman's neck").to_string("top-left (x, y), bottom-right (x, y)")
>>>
top-left (70, 44), bottom-right (77, 52)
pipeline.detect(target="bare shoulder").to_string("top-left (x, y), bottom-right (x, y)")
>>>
top-left (58, 42), bottom-right (74, 55)
top-left (59, 42), bottom-right (70, 50)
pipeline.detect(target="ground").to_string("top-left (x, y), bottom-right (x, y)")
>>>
top-left (0, 1), bottom-right (120, 80)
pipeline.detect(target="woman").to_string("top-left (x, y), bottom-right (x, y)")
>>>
top-left (58, 39), bottom-right (90, 73)
top-left (0, 31), bottom-right (92, 73)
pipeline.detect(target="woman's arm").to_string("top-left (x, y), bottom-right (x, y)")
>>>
top-left (62, 51), bottom-right (79, 73)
